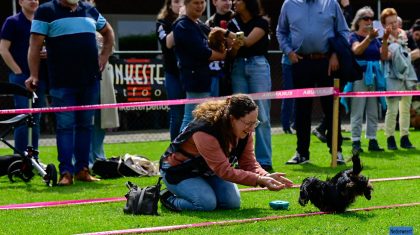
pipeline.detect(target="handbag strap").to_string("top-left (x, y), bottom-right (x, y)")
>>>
top-left (136, 188), bottom-right (147, 212)
top-left (157, 177), bottom-right (162, 187)
top-left (116, 157), bottom-right (125, 177)
top-left (231, 18), bottom-right (241, 31)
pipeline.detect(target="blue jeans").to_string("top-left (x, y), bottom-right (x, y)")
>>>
top-left (231, 56), bottom-right (272, 166)
top-left (180, 92), bottom-right (210, 132)
top-left (281, 63), bottom-right (295, 130)
top-left (89, 109), bottom-right (105, 168)
top-left (160, 165), bottom-right (241, 211)
top-left (165, 72), bottom-right (185, 140)
top-left (210, 74), bottom-right (220, 97)
top-left (49, 81), bottom-right (99, 174)
top-left (9, 73), bottom-right (47, 155)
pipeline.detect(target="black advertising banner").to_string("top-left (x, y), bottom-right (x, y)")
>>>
top-left (109, 56), bottom-right (169, 130)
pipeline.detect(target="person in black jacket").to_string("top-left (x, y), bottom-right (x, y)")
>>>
top-left (206, 0), bottom-right (235, 97)
top-left (156, 0), bottom-right (186, 140)
top-left (311, 0), bottom-right (354, 142)
top-left (340, 0), bottom-right (354, 28)
top-left (173, 0), bottom-right (228, 132)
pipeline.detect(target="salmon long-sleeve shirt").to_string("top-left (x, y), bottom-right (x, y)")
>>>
top-left (166, 131), bottom-right (268, 187)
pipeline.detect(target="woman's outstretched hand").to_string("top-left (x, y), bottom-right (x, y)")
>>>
top-left (257, 174), bottom-right (293, 191)
top-left (266, 172), bottom-right (294, 187)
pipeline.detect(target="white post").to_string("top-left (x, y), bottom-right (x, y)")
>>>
top-left (12, 0), bottom-right (17, 15)
top-left (206, 0), bottom-right (211, 19)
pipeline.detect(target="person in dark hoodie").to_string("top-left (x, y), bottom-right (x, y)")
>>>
top-left (173, 0), bottom-right (228, 132)
top-left (156, 0), bottom-right (186, 141)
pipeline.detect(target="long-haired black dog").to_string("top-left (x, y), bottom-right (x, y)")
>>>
top-left (298, 152), bottom-right (372, 213)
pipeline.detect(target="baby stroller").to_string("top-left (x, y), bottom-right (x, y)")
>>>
top-left (0, 82), bottom-right (57, 186)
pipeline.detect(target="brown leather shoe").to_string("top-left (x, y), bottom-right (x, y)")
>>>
top-left (75, 167), bottom-right (100, 182)
top-left (58, 172), bottom-right (73, 186)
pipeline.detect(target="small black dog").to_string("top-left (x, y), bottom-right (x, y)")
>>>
top-left (298, 152), bottom-right (372, 213)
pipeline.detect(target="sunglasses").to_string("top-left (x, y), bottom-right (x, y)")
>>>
top-left (361, 16), bottom-right (374, 21)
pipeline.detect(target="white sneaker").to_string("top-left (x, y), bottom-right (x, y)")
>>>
top-left (336, 152), bottom-right (346, 165)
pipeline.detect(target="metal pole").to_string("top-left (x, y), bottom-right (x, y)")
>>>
top-left (12, 0), bottom-right (17, 15)
top-left (377, 0), bottom-right (381, 20)
top-left (206, 0), bottom-right (211, 19)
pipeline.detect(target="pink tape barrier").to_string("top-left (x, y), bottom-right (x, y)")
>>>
top-left (0, 197), bottom-right (125, 210)
top-left (77, 202), bottom-right (420, 235)
top-left (1, 88), bottom-right (419, 115)
top-left (0, 88), bottom-right (335, 115)
top-left (339, 90), bottom-right (420, 98)
top-left (0, 175), bottom-right (418, 210)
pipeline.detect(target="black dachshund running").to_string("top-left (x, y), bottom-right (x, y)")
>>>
top-left (298, 152), bottom-right (372, 213)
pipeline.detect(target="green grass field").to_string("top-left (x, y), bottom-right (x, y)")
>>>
top-left (0, 130), bottom-right (419, 235)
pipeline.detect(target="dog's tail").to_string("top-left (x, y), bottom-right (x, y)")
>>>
top-left (351, 150), bottom-right (362, 176)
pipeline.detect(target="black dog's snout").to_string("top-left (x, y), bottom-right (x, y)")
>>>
top-left (298, 187), bottom-right (309, 206)
top-left (298, 197), bottom-right (308, 206)
top-left (364, 188), bottom-right (372, 200)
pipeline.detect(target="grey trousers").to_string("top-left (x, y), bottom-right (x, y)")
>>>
top-left (350, 79), bottom-right (380, 141)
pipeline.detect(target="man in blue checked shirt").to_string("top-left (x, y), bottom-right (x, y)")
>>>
top-left (25, 0), bottom-right (114, 186)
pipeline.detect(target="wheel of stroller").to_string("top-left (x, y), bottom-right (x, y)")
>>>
top-left (45, 164), bottom-right (58, 187)
top-left (7, 160), bottom-right (33, 183)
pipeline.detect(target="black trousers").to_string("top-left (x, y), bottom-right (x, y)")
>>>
top-left (292, 58), bottom-right (343, 158)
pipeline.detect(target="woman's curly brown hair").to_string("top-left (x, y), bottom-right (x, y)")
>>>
top-left (192, 94), bottom-right (258, 155)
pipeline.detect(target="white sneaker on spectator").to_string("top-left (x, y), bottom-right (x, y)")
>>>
top-left (336, 152), bottom-right (346, 165)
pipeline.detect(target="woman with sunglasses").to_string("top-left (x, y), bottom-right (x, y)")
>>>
top-left (347, 6), bottom-right (389, 154)
top-left (159, 94), bottom-right (293, 212)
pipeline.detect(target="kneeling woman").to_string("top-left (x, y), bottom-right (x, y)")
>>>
top-left (159, 94), bottom-right (293, 211)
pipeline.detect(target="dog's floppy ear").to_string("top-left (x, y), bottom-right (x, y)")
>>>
top-left (351, 151), bottom-right (363, 176)
top-left (298, 178), bottom-right (312, 206)
top-left (364, 181), bottom-right (373, 200)
top-left (298, 187), bottom-right (309, 206)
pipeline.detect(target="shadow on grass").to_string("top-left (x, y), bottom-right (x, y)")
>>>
top-left (339, 210), bottom-right (376, 220)
top-left (0, 178), bottom-right (112, 194)
top-left (299, 209), bottom-right (376, 220)
top-left (176, 206), bottom-right (376, 224)
top-left (359, 149), bottom-right (420, 158)
top-left (174, 207), bottom-right (280, 221)
top-left (287, 163), bottom-right (361, 175)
